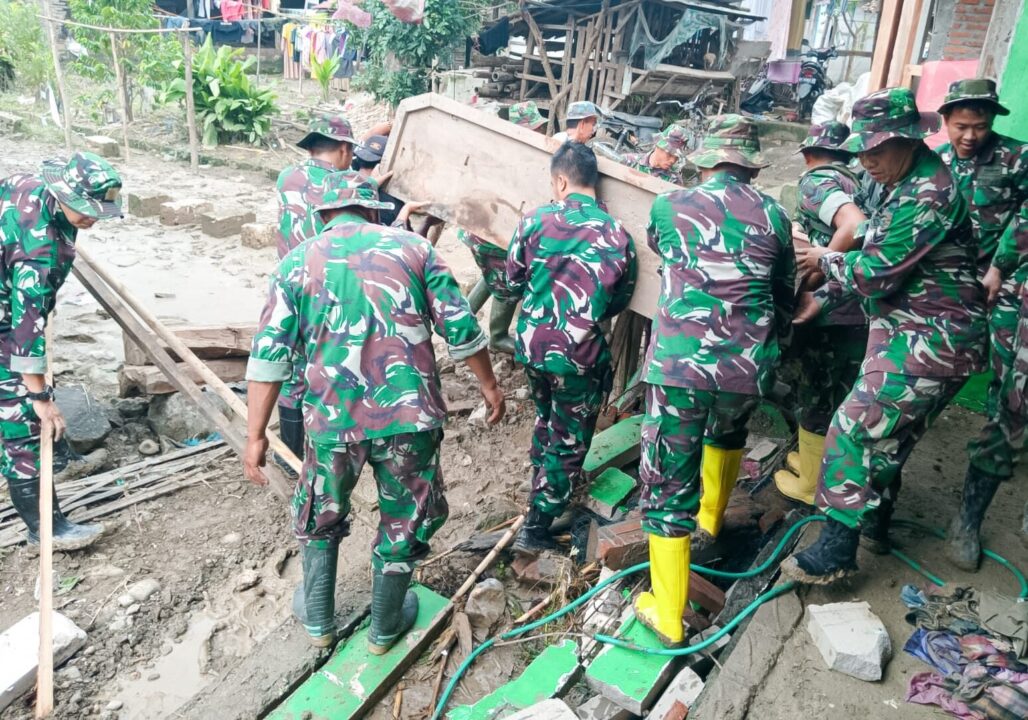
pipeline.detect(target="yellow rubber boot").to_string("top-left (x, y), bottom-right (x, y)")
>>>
top-left (696, 447), bottom-right (744, 541)
top-left (633, 534), bottom-right (690, 647)
top-left (773, 428), bottom-right (825, 506)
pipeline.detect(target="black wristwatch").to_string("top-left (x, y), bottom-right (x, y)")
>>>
top-left (26, 385), bottom-right (54, 402)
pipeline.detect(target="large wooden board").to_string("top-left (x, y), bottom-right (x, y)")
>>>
top-left (380, 93), bottom-right (672, 318)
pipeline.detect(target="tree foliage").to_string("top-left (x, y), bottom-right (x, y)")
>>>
top-left (0, 0), bottom-right (52, 91)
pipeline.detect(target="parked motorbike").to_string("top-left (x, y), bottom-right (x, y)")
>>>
top-left (740, 44), bottom-right (837, 120)
top-left (797, 46), bottom-right (838, 120)
top-left (595, 110), bottom-right (663, 154)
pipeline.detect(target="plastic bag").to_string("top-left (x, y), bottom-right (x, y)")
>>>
top-left (811, 82), bottom-right (850, 125)
top-left (332, 1), bottom-right (372, 28)
top-left (383, 0), bottom-right (425, 24)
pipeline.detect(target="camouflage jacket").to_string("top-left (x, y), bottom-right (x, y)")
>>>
top-left (795, 163), bottom-right (867, 326)
top-left (0, 174), bottom-right (76, 375)
top-left (458, 230), bottom-right (515, 301)
top-left (938, 132), bottom-right (1028, 276)
top-left (644, 170), bottom-right (796, 395)
top-left (247, 214), bottom-right (487, 444)
top-left (620, 151), bottom-right (681, 185)
top-left (506, 193), bottom-right (637, 376)
top-left (275, 158), bottom-right (337, 259)
top-left (817, 145), bottom-right (987, 377)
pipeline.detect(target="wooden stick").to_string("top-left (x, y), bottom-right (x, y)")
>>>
top-left (181, 27), bottom-right (200, 172)
top-left (35, 325), bottom-right (55, 718)
top-left (109, 32), bottom-right (131, 163)
top-left (38, 0), bottom-right (71, 152)
top-left (452, 515), bottom-right (525, 600)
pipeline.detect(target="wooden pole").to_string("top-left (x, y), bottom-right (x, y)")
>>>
top-left (35, 324), bottom-right (55, 719)
top-left (39, 0), bottom-right (72, 152)
top-left (255, 12), bottom-right (262, 86)
top-left (182, 31), bottom-right (200, 171)
top-left (868, 0), bottom-right (903, 92)
top-left (109, 32), bottom-right (131, 162)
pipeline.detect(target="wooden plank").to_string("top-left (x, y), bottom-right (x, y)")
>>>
top-left (868, 0), bottom-right (903, 92)
top-left (526, 13), bottom-right (561, 101)
top-left (380, 93), bottom-right (667, 318)
top-left (118, 359), bottom-right (246, 396)
top-left (583, 415), bottom-right (643, 479)
top-left (123, 324), bottom-right (257, 365)
top-left (887, 0), bottom-right (926, 87)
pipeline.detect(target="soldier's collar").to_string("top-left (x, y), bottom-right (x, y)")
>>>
top-left (565, 192), bottom-right (597, 205)
top-left (323, 211), bottom-right (370, 231)
top-left (971, 131), bottom-right (1000, 165)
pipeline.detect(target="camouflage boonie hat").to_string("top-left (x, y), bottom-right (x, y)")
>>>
top-left (41, 152), bottom-right (123, 219)
top-left (938, 78), bottom-right (1009, 116)
top-left (687, 114), bottom-right (768, 169)
top-left (298, 113), bottom-right (358, 150)
top-left (315, 172), bottom-right (392, 214)
top-left (566, 101), bottom-right (601, 121)
top-left (842, 87), bottom-right (940, 153)
top-left (655, 125), bottom-right (689, 158)
top-left (355, 134), bottom-right (388, 163)
top-left (798, 121), bottom-right (853, 154)
top-left (509, 101), bottom-right (546, 130)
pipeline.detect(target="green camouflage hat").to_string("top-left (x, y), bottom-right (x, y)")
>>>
top-left (937, 77), bottom-right (1009, 116)
top-left (687, 114), bottom-right (768, 169)
top-left (315, 172), bottom-right (392, 214)
top-left (509, 101), bottom-right (546, 130)
top-left (841, 87), bottom-right (940, 153)
top-left (655, 125), bottom-right (689, 158)
top-left (566, 101), bottom-right (600, 121)
top-left (798, 121), bottom-right (853, 154)
top-left (298, 113), bottom-right (358, 150)
top-left (41, 152), bottom-right (123, 219)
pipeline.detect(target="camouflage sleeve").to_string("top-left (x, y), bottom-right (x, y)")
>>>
top-left (992, 145), bottom-right (1028, 277)
top-left (424, 244), bottom-right (488, 360)
top-left (246, 260), bottom-right (302, 383)
top-left (7, 211), bottom-right (61, 374)
top-left (647, 193), bottom-right (677, 257)
top-left (505, 214), bottom-right (535, 299)
top-left (770, 203), bottom-right (797, 335)
top-left (606, 226), bottom-right (638, 319)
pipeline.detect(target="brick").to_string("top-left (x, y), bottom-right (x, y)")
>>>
top-left (587, 513), bottom-right (648, 570)
top-left (508, 700), bottom-right (579, 720)
top-left (585, 612), bottom-right (676, 714)
top-left (648, 667), bottom-right (703, 720)
top-left (583, 468), bottom-right (636, 521)
top-left (126, 192), bottom-right (172, 218)
top-left (200, 208), bottom-right (257, 238)
top-left (240, 222), bottom-right (277, 249)
top-left (687, 571), bottom-right (725, 616)
top-left (583, 415), bottom-right (642, 479)
top-left (160, 198), bottom-right (213, 226)
top-left (1, 612), bottom-right (87, 712)
top-left (85, 134), bottom-right (120, 158)
top-left (511, 553), bottom-right (573, 589)
top-left (575, 695), bottom-right (633, 720)
top-left (806, 601), bottom-right (892, 681)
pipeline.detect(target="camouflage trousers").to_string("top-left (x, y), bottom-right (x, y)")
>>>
top-left (294, 429), bottom-right (448, 575)
top-left (639, 383), bottom-right (758, 537)
top-left (460, 232), bottom-right (514, 301)
top-left (0, 366), bottom-right (39, 483)
top-left (817, 371), bottom-right (966, 528)
top-left (525, 367), bottom-right (607, 517)
top-left (780, 323), bottom-right (868, 434)
top-left (967, 278), bottom-right (1027, 478)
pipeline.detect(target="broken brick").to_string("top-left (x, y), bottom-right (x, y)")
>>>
top-left (85, 134), bottom-right (120, 158)
top-left (687, 572), bottom-right (726, 616)
top-left (240, 222), bottom-right (277, 249)
top-left (126, 192), bottom-right (171, 217)
top-left (160, 198), bottom-right (213, 226)
top-left (200, 208), bottom-right (257, 238)
top-left (587, 513), bottom-right (648, 571)
top-left (511, 553), bottom-right (572, 589)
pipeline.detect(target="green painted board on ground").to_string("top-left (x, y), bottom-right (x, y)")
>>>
top-left (587, 467), bottom-right (637, 508)
top-left (953, 371), bottom-right (991, 414)
top-left (584, 416), bottom-right (643, 478)
top-left (268, 585), bottom-right (450, 720)
top-left (446, 639), bottom-right (581, 720)
top-left (584, 614), bottom-right (677, 713)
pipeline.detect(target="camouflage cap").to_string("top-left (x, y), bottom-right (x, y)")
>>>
top-left (655, 125), bottom-right (689, 158)
top-left (509, 101), bottom-right (546, 130)
top-left (297, 113), bottom-right (358, 150)
top-left (315, 172), bottom-right (393, 215)
top-left (41, 152), bottom-right (123, 219)
top-left (354, 134), bottom-right (388, 163)
top-left (937, 77), bottom-right (1009, 116)
top-left (841, 87), bottom-right (940, 153)
top-left (687, 114), bottom-right (768, 169)
top-left (798, 121), bottom-right (853, 154)
top-left (565, 101), bottom-right (601, 121)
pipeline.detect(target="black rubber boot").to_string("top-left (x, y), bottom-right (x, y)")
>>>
top-left (860, 481), bottom-right (901, 555)
top-left (780, 517), bottom-right (860, 585)
top-left (367, 569), bottom-right (419, 655)
top-left (7, 476), bottom-right (105, 551)
top-left (511, 506), bottom-right (558, 554)
top-left (488, 300), bottom-right (517, 355)
top-left (946, 466), bottom-right (1003, 572)
top-left (467, 278), bottom-right (491, 315)
top-left (274, 404), bottom-right (305, 479)
top-left (294, 542), bottom-right (339, 647)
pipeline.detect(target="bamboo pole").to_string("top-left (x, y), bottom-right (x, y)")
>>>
top-left (35, 324), bottom-right (55, 719)
top-left (109, 33), bottom-right (131, 162)
top-left (181, 32), bottom-right (200, 171)
top-left (38, 0), bottom-right (72, 152)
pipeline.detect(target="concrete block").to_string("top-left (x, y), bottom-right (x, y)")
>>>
top-left (806, 601), bottom-right (891, 681)
top-left (586, 513), bottom-right (647, 570)
top-left (506, 700), bottom-right (579, 720)
top-left (585, 612), bottom-right (676, 714)
top-left (240, 222), bottom-right (277, 249)
top-left (583, 467), bottom-right (636, 520)
top-left (575, 695), bottom-right (632, 719)
top-left (160, 198), bottom-right (213, 226)
top-left (0, 612), bottom-right (87, 712)
top-left (648, 667), bottom-right (703, 720)
top-left (85, 134), bottom-right (120, 158)
top-left (200, 207), bottom-right (257, 238)
top-left (583, 415), bottom-right (642, 479)
top-left (126, 192), bottom-right (172, 218)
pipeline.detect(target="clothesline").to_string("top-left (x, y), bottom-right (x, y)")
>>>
top-left (38, 13), bottom-right (203, 34)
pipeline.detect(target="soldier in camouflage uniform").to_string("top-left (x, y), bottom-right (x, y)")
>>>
top-left (0, 152), bottom-right (123, 550)
top-left (932, 79), bottom-right (1028, 570)
top-left (244, 173), bottom-right (505, 650)
top-left (774, 122), bottom-right (869, 511)
top-left (552, 101), bottom-right (601, 144)
top-left (637, 115), bottom-right (794, 646)
top-left (505, 143), bottom-right (637, 554)
top-left (461, 101), bottom-right (550, 354)
top-left (783, 88), bottom-right (988, 585)
top-left (620, 125), bottom-right (689, 185)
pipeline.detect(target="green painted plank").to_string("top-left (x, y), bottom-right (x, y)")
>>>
top-left (584, 614), bottom-right (677, 714)
top-left (583, 416), bottom-right (643, 478)
top-left (584, 467), bottom-right (637, 519)
top-left (953, 371), bottom-right (992, 414)
top-left (268, 585), bottom-right (451, 720)
top-left (446, 640), bottom-right (581, 720)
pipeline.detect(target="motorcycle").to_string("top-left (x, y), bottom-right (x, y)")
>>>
top-left (595, 110), bottom-right (663, 155)
top-left (740, 44), bottom-right (837, 120)
top-left (797, 46), bottom-right (838, 120)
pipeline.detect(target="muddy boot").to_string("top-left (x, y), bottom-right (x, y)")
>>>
top-left (780, 517), bottom-right (859, 585)
top-left (8, 476), bottom-right (106, 551)
top-left (945, 466), bottom-right (1003, 572)
top-left (368, 569), bottom-right (419, 655)
top-left (54, 448), bottom-right (109, 484)
top-left (511, 506), bottom-right (558, 554)
top-left (860, 482), bottom-right (900, 555)
top-left (488, 299), bottom-right (517, 355)
top-left (295, 542), bottom-right (339, 647)
top-left (467, 278), bottom-right (491, 315)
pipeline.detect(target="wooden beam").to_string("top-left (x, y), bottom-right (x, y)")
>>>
top-left (525, 12), bottom-right (562, 107)
top-left (123, 324), bottom-right (256, 365)
top-left (118, 359), bottom-right (246, 396)
top-left (887, 0), bottom-right (926, 87)
top-left (35, 324), bottom-right (54, 720)
top-left (868, 0), bottom-right (903, 92)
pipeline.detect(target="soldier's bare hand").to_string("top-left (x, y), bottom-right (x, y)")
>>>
top-left (33, 400), bottom-right (66, 442)
top-left (480, 382), bottom-right (506, 425)
top-left (792, 224), bottom-right (810, 245)
top-left (795, 243), bottom-right (827, 278)
top-left (800, 268), bottom-right (826, 292)
top-left (792, 292), bottom-right (821, 325)
top-left (243, 435), bottom-right (270, 487)
top-left (398, 201), bottom-right (432, 225)
top-left (982, 265), bottom-right (1004, 307)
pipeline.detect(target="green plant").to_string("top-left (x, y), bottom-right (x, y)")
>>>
top-left (311, 54), bottom-right (341, 102)
top-left (159, 38), bottom-right (279, 147)
top-left (0, 0), bottom-right (52, 91)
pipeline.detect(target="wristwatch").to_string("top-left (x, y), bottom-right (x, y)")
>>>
top-left (26, 385), bottom-right (54, 402)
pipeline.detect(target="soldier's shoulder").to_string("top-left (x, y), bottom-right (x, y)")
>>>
top-left (993, 133), bottom-right (1028, 166)
top-left (275, 164), bottom-right (305, 188)
top-left (935, 142), bottom-right (954, 161)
